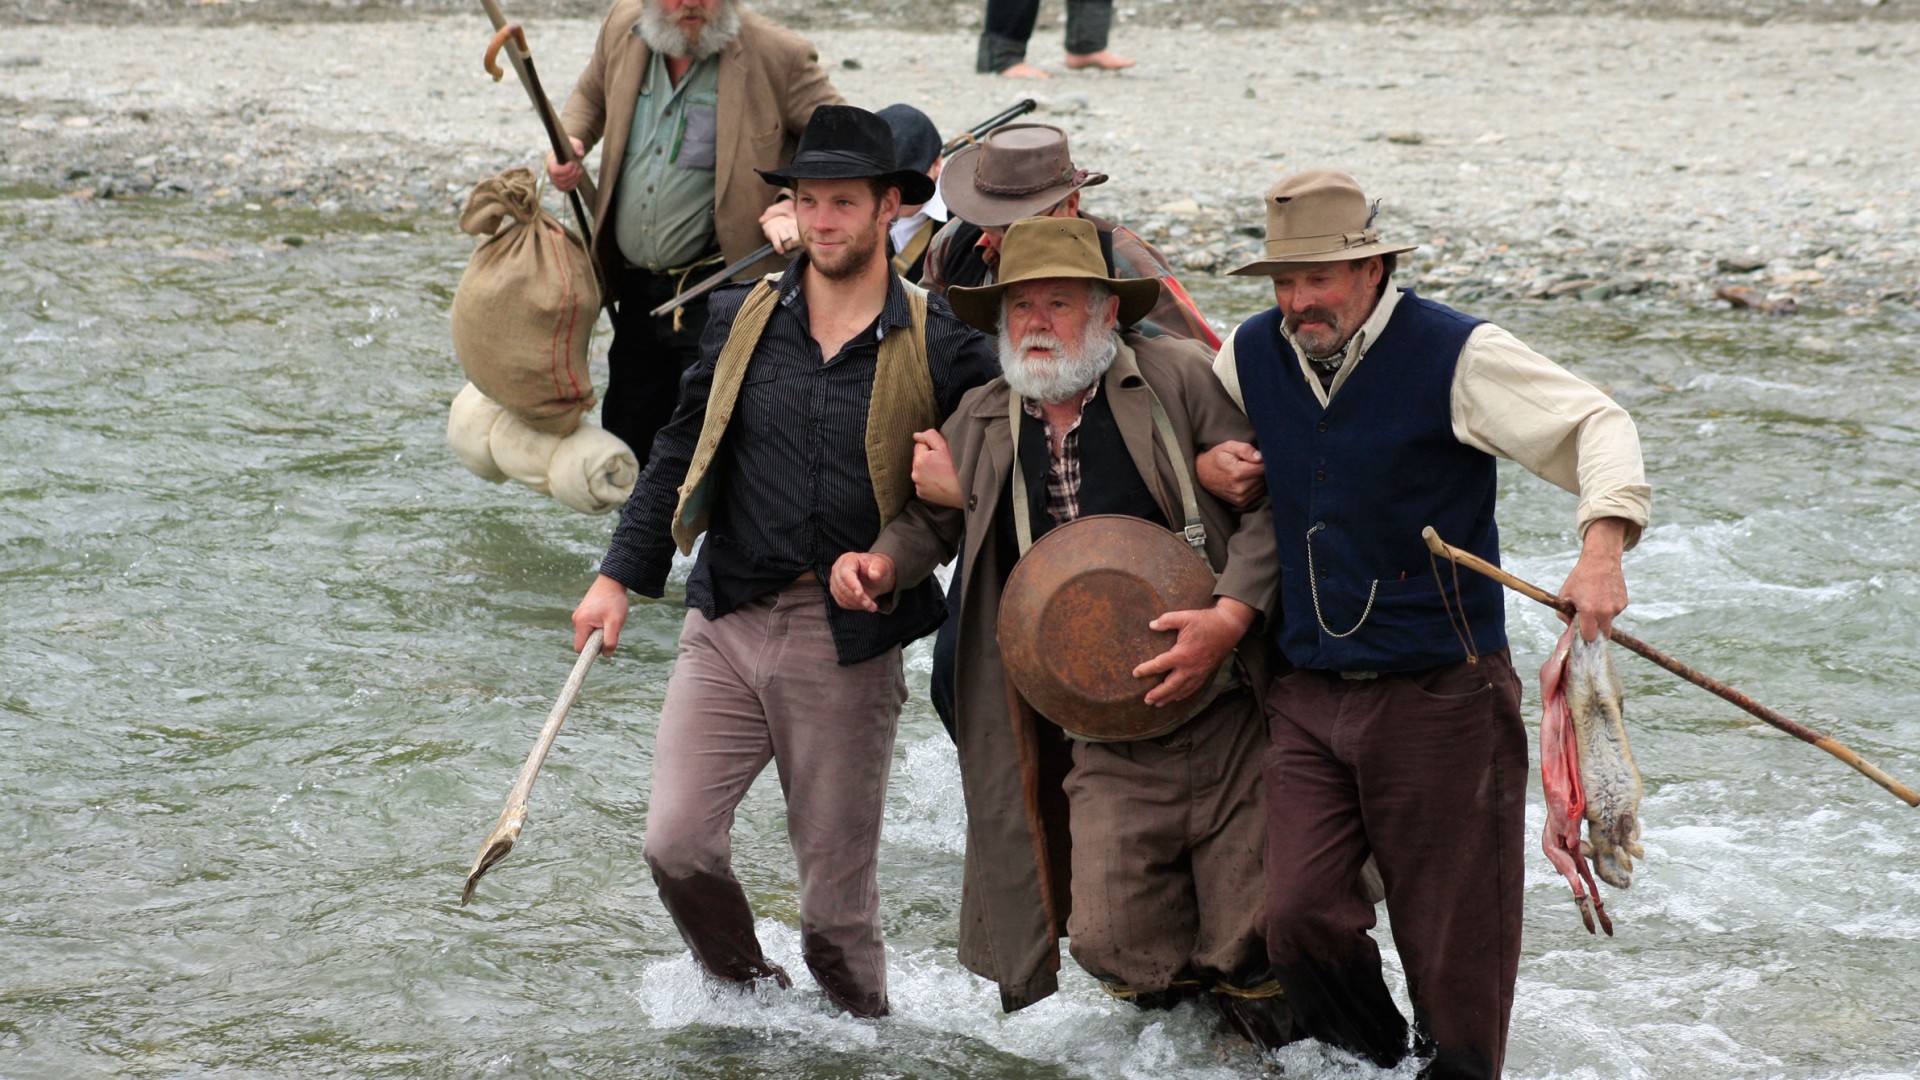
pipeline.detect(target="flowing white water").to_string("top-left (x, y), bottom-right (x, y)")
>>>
top-left (3, 193), bottom-right (1916, 1078)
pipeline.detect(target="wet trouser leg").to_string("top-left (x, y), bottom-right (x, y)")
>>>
top-left (1063, 691), bottom-right (1267, 995)
top-left (602, 265), bottom-right (711, 469)
top-left (1263, 654), bottom-right (1527, 1079)
top-left (930, 565), bottom-right (962, 742)
top-left (644, 582), bottom-right (906, 1017)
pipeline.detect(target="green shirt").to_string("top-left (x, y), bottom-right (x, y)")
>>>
top-left (614, 45), bottom-right (721, 272)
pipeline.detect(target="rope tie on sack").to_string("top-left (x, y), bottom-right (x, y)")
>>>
top-left (1211, 978), bottom-right (1285, 1000)
top-left (1099, 978), bottom-right (1205, 1001)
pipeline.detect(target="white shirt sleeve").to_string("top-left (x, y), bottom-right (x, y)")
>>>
top-left (1212, 325), bottom-right (1246, 412)
top-left (1449, 323), bottom-right (1652, 546)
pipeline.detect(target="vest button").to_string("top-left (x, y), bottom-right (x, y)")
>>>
top-left (967, 494), bottom-right (978, 510)
top-left (1317, 421), bottom-right (1329, 433)
top-left (1318, 566), bottom-right (1331, 579)
top-left (1315, 469), bottom-right (1327, 481)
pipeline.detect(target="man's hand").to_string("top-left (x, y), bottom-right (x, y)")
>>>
top-left (1132, 597), bottom-right (1256, 707)
top-left (1195, 440), bottom-right (1266, 509)
top-left (572, 573), bottom-right (630, 654)
top-left (1559, 517), bottom-right (1631, 642)
top-left (546, 136), bottom-right (588, 193)
top-left (910, 429), bottom-right (964, 508)
top-left (830, 552), bottom-right (897, 612)
top-left (759, 200), bottom-right (800, 253)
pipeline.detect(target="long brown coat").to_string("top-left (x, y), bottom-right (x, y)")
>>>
top-left (558, 3), bottom-right (843, 292)
top-left (870, 334), bottom-right (1280, 1012)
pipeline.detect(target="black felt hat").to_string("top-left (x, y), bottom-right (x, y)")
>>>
top-left (756, 104), bottom-right (937, 205)
top-left (876, 103), bottom-right (943, 175)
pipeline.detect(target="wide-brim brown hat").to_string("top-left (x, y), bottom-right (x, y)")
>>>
top-left (1228, 168), bottom-right (1419, 276)
top-left (947, 216), bottom-right (1160, 332)
top-left (756, 104), bottom-right (936, 205)
top-left (940, 123), bottom-right (1108, 227)
top-left (998, 514), bottom-right (1221, 742)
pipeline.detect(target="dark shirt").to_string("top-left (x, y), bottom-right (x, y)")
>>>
top-left (599, 252), bottom-right (1000, 664)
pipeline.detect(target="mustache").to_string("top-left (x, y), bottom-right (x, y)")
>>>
top-left (1284, 307), bottom-right (1340, 333)
top-left (1016, 332), bottom-right (1066, 356)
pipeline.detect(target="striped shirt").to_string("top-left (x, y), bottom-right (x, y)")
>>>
top-left (600, 253), bottom-right (1000, 663)
top-left (1021, 382), bottom-right (1102, 527)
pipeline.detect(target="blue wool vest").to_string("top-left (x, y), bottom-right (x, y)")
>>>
top-left (1235, 291), bottom-right (1507, 672)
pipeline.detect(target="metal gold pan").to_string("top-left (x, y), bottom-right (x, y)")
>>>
top-left (998, 515), bottom-right (1218, 742)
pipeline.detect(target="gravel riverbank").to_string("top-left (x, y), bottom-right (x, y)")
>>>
top-left (4, 4), bottom-right (1917, 314)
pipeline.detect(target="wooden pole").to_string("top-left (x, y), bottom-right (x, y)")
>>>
top-left (1421, 526), bottom-right (1919, 808)
top-left (477, 0), bottom-right (598, 259)
top-left (461, 629), bottom-right (604, 905)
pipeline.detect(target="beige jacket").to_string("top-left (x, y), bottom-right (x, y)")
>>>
top-left (559, 4), bottom-right (843, 293)
top-left (870, 333), bottom-right (1279, 1012)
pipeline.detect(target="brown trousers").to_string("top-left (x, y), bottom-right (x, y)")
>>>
top-left (1262, 652), bottom-right (1526, 1080)
top-left (643, 580), bottom-right (906, 1017)
top-left (1063, 689), bottom-right (1268, 994)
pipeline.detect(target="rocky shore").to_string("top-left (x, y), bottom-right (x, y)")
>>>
top-left (4, 3), bottom-right (1917, 315)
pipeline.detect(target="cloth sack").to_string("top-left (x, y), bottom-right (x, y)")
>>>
top-left (447, 382), bottom-right (638, 514)
top-left (450, 167), bottom-right (601, 436)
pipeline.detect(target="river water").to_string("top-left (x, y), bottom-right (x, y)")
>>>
top-left (3, 190), bottom-right (1917, 1079)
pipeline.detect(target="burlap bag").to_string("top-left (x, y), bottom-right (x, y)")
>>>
top-left (450, 167), bottom-right (601, 436)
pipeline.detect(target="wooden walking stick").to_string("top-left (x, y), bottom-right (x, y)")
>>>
top-left (461, 628), bottom-right (604, 905)
top-left (478, 0), bottom-right (597, 257)
top-left (1421, 527), bottom-right (1919, 808)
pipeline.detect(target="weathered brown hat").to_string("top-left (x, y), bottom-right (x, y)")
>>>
top-left (1227, 169), bottom-right (1418, 277)
top-left (947, 216), bottom-right (1161, 333)
top-left (939, 124), bottom-right (1108, 227)
top-left (998, 515), bottom-right (1220, 742)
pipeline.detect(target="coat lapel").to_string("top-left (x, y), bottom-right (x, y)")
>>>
top-left (715, 33), bottom-right (748, 218)
top-left (1103, 341), bottom-right (1179, 525)
top-left (595, 22), bottom-right (650, 225)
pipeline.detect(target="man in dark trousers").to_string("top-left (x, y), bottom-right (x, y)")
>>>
top-left (547, 0), bottom-right (842, 463)
top-left (569, 105), bottom-right (998, 1018)
top-left (1216, 169), bottom-right (1651, 1078)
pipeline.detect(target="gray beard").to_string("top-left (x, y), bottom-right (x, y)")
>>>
top-left (998, 326), bottom-right (1119, 404)
top-left (639, 1), bottom-right (741, 59)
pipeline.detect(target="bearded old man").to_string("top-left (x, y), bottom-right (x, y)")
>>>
top-left (570, 106), bottom-right (997, 1017)
top-left (828, 217), bottom-right (1292, 1048)
top-left (1211, 170), bottom-right (1651, 1078)
top-left (547, 0), bottom-right (842, 465)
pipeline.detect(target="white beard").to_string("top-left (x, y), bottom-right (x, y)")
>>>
top-left (998, 326), bottom-right (1119, 404)
top-left (639, 1), bottom-right (741, 60)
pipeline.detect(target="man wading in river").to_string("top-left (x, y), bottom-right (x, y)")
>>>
top-left (1209, 170), bottom-right (1651, 1078)
top-left (829, 217), bottom-right (1293, 1046)
top-left (570, 105), bottom-right (997, 1016)
top-left (548, 0), bottom-right (842, 464)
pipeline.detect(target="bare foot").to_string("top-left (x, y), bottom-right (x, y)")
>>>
top-left (1064, 49), bottom-right (1137, 71)
top-left (999, 61), bottom-right (1051, 79)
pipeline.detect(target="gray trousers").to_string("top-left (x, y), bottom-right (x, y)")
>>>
top-left (642, 580), bottom-right (907, 1017)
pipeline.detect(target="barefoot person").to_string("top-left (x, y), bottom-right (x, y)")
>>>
top-left (570, 105), bottom-right (997, 1017)
top-left (976, 0), bottom-right (1135, 77)
top-left (1216, 170), bottom-right (1651, 1077)
top-left (547, 0), bottom-right (841, 465)
top-left (830, 216), bottom-right (1292, 1048)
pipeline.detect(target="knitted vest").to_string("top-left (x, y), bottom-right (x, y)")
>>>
top-left (1234, 291), bottom-right (1507, 671)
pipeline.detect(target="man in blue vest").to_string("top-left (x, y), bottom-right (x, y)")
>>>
top-left (1211, 170), bottom-right (1651, 1079)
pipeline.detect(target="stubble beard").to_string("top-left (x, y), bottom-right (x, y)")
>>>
top-left (639, 0), bottom-right (741, 59)
top-left (807, 215), bottom-right (884, 282)
top-left (1285, 307), bottom-right (1347, 362)
top-left (998, 324), bottom-right (1119, 404)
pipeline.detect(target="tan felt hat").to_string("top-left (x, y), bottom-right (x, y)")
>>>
top-left (939, 124), bottom-right (1108, 227)
top-left (947, 216), bottom-right (1161, 333)
top-left (1228, 168), bottom-right (1418, 277)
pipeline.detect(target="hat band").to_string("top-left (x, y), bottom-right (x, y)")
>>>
top-left (1263, 228), bottom-right (1383, 258)
top-left (785, 148), bottom-right (895, 175)
top-left (975, 166), bottom-right (1088, 198)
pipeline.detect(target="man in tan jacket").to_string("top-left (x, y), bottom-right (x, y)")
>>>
top-left (548, 0), bottom-right (842, 464)
top-left (830, 217), bottom-right (1292, 1049)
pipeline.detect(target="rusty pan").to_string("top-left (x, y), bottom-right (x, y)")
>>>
top-left (997, 514), bottom-right (1218, 742)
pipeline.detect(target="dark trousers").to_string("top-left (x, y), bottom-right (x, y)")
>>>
top-left (602, 265), bottom-right (712, 470)
top-left (1261, 653), bottom-right (1527, 1080)
top-left (977, 0), bottom-right (1114, 72)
